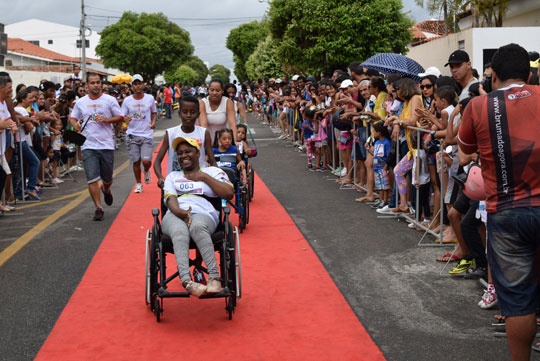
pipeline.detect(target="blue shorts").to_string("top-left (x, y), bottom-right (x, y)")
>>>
top-left (82, 149), bottom-right (114, 184)
top-left (353, 128), bottom-right (367, 161)
top-left (487, 207), bottom-right (540, 316)
top-left (374, 168), bottom-right (390, 190)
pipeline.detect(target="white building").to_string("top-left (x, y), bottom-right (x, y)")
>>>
top-left (5, 19), bottom-right (100, 60)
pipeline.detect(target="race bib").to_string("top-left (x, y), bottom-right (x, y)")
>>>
top-left (218, 161), bottom-right (233, 168)
top-left (175, 179), bottom-right (204, 195)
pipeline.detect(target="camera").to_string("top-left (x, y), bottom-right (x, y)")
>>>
top-left (482, 73), bottom-right (492, 93)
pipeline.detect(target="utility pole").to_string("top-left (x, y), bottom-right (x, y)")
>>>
top-left (80, 0), bottom-right (87, 80)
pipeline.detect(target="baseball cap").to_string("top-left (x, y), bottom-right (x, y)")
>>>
top-left (291, 75), bottom-right (299, 81)
top-left (172, 137), bottom-right (200, 151)
top-left (339, 79), bottom-right (354, 88)
top-left (63, 75), bottom-right (73, 82)
top-left (131, 74), bottom-right (144, 83)
top-left (444, 50), bottom-right (470, 67)
top-left (275, 78), bottom-right (282, 84)
top-left (306, 76), bottom-right (316, 82)
top-left (418, 66), bottom-right (441, 78)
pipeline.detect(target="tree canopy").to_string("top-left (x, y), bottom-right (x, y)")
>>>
top-left (184, 56), bottom-right (209, 85)
top-left (208, 64), bottom-right (231, 84)
top-left (245, 35), bottom-right (283, 80)
top-left (164, 65), bottom-right (197, 85)
top-left (266, 0), bottom-right (413, 75)
top-left (226, 21), bottom-right (269, 81)
top-left (95, 12), bottom-right (194, 82)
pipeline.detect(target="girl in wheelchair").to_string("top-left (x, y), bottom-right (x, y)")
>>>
top-left (212, 129), bottom-right (246, 183)
top-left (162, 137), bottom-right (234, 297)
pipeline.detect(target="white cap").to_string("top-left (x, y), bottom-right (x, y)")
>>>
top-left (291, 75), bottom-right (299, 81)
top-left (339, 79), bottom-right (354, 88)
top-left (131, 74), bottom-right (144, 83)
top-left (275, 78), bottom-right (282, 84)
top-left (418, 66), bottom-right (441, 78)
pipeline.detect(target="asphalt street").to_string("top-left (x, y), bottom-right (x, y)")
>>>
top-left (1, 111), bottom-right (532, 360)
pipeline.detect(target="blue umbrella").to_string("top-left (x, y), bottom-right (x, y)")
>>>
top-left (361, 53), bottom-right (425, 82)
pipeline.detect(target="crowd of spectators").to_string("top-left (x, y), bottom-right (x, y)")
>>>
top-left (234, 44), bottom-right (540, 358)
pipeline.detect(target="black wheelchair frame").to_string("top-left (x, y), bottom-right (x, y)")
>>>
top-left (216, 155), bottom-right (250, 233)
top-left (145, 193), bottom-right (242, 321)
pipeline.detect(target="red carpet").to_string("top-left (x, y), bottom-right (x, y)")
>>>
top-left (36, 160), bottom-right (385, 360)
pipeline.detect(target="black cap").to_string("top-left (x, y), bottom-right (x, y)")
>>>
top-left (444, 50), bottom-right (470, 67)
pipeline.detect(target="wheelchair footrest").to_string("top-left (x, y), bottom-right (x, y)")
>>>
top-left (158, 287), bottom-right (231, 299)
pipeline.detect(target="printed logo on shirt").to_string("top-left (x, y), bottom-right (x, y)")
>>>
top-left (87, 104), bottom-right (104, 109)
top-left (507, 90), bottom-right (531, 100)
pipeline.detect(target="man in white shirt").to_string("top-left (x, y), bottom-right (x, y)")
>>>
top-left (69, 73), bottom-right (124, 221)
top-left (121, 74), bottom-right (157, 193)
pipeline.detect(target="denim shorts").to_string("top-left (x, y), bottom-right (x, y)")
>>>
top-left (353, 128), bottom-right (367, 161)
top-left (82, 149), bottom-right (114, 184)
top-left (487, 207), bottom-right (540, 316)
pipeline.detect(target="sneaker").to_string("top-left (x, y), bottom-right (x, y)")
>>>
top-left (206, 277), bottom-right (222, 294)
top-left (101, 185), bottom-right (113, 206)
top-left (142, 169), bottom-right (151, 184)
top-left (183, 280), bottom-right (207, 298)
top-left (377, 201), bottom-right (388, 209)
top-left (464, 266), bottom-right (488, 280)
top-left (309, 165), bottom-right (317, 172)
top-left (340, 168), bottom-right (347, 177)
top-left (320, 167), bottom-right (328, 172)
top-left (370, 200), bottom-right (383, 209)
top-left (134, 183), bottom-right (143, 193)
top-left (315, 166), bottom-right (321, 172)
top-left (376, 205), bottom-right (393, 214)
top-left (93, 207), bottom-right (104, 221)
top-left (52, 178), bottom-right (64, 184)
top-left (332, 167), bottom-right (342, 175)
top-left (449, 258), bottom-right (475, 276)
top-left (478, 288), bottom-right (498, 309)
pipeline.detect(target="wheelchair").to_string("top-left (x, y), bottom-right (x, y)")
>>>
top-left (244, 125), bottom-right (258, 203)
top-left (145, 192), bottom-right (242, 321)
top-left (215, 155), bottom-right (250, 233)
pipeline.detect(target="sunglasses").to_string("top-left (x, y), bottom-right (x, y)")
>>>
top-left (393, 87), bottom-right (399, 92)
top-left (420, 84), bottom-right (433, 90)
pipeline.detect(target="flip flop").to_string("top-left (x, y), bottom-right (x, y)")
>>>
top-left (436, 253), bottom-right (460, 262)
top-left (533, 342), bottom-right (540, 353)
top-left (355, 197), bottom-right (375, 203)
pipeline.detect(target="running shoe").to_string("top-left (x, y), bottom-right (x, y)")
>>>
top-left (332, 167), bottom-right (342, 175)
top-left (478, 288), bottom-right (498, 309)
top-left (144, 169), bottom-right (152, 184)
top-left (340, 168), bottom-right (347, 177)
top-left (52, 178), bottom-right (64, 184)
top-left (464, 266), bottom-right (487, 280)
top-left (134, 183), bottom-right (143, 193)
top-left (370, 200), bottom-right (384, 209)
top-left (93, 207), bottom-right (104, 221)
top-left (206, 277), bottom-right (222, 294)
top-left (101, 185), bottom-right (113, 206)
top-left (183, 281), bottom-right (207, 298)
top-left (376, 205), bottom-right (393, 214)
top-left (449, 258), bottom-right (475, 276)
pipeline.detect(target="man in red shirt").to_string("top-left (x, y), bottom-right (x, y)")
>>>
top-left (163, 84), bottom-right (173, 119)
top-left (458, 43), bottom-right (540, 361)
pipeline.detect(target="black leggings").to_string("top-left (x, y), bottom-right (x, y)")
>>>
top-left (0, 166), bottom-right (7, 201)
top-left (417, 182), bottom-right (431, 219)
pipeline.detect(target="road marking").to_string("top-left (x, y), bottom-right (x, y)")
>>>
top-left (16, 191), bottom-right (85, 210)
top-left (0, 160), bottom-right (130, 268)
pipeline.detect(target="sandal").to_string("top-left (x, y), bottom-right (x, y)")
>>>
top-left (355, 196), bottom-right (375, 203)
top-left (436, 253), bottom-right (460, 262)
top-left (533, 342), bottom-right (540, 353)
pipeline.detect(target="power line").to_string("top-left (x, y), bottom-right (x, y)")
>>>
top-left (86, 13), bottom-right (261, 21)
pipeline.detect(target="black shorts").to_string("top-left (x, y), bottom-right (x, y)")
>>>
top-left (452, 189), bottom-right (470, 215)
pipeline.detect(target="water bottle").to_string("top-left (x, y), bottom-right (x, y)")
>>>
top-left (193, 268), bottom-right (206, 285)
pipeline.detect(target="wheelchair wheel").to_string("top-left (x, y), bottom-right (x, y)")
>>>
top-left (144, 230), bottom-right (151, 306)
top-left (239, 189), bottom-right (247, 233)
top-left (155, 298), bottom-right (162, 323)
top-left (148, 224), bottom-right (160, 312)
top-left (248, 167), bottom-right (254, 201)
top-left (245, 191), bottom-right (250, 225)
top-left (234, 226), bottom-right (242, 300)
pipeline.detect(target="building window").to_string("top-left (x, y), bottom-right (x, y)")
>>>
top-left (458, 40), bottom-right (465, 50)
top-left (29, 40), bottom-right (40, 46)
top-left (48, 40), bottom-right (53, 45)
top-left (76, 39), bottom-right (90, 48)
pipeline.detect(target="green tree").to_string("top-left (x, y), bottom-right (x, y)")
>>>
top-left (267, 0), bottom-right (413, 75)
top-left (245, 35), bottom-right (283, 80)
top-left (164, 65), bottom-right (197, 85)
top-left (184, 56), bottom-right (209, 85)
top-left (96, 12), bottom-right (194, 82)
top-left (208, 64), bottom-right (231, 83)
top-left (226, 20), bottom-right (269, 81)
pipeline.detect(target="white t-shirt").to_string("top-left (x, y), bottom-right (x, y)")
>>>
top-left (14, 107), bottom-right (33, 144)
top-left (412, 149), bottom-right (430, 185)
top-left (70, 94), bottom-right (123, 151)
top-left (0, 100), bottom-right (10, 156)
top-left (166, 125), bottom-right (208, 174)
top-left (121, 94), bottom-right (157, 138)
top-left (163, 166), bottom-right (233, 227)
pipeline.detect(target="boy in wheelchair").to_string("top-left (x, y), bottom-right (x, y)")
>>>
top-left (161, 137), bottom-right (234, 297)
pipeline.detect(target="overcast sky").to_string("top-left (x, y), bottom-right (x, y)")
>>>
top-left (0, 0), bottom-right (432, 74)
